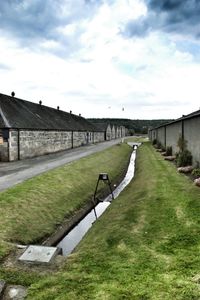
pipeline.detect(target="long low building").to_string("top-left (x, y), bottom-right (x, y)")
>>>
top-left (149, 110), bottom-right (200, 166)
top-left (0, 93), bottom-right (127, 162)
top-left (90, 122), bottom-right (126, 141)
top-left (0, 93), bottom-right (107, 161)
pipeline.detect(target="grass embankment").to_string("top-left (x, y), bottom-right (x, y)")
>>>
top-left (0, 143), bottom-right (132, 284)
top-left (27, 142), bottom-right (200, 300)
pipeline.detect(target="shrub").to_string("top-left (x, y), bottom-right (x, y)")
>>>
top-left (152, 139), bottom-right (157, 145)
top-left (156, 141), bottom-right (163, 149)
top-left (166, 146), bottom-right (172, 156)
top-left (192, 168), bottom-right (200, 178)
top-left (177, 135), bottom-right (187, 152)
top-left (176, 150), bottom-right (193, 167)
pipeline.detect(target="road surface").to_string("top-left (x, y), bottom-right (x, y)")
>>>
top-left (0, 139), bottom-right (124, 192)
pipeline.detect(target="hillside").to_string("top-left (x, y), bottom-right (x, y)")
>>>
top-left (88, 118), bottom-right (173, 134)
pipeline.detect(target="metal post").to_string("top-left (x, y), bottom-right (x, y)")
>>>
top-left (93, 173), bottom-right (114, 204)
top-left (107, 177), bottom-right (114, 200)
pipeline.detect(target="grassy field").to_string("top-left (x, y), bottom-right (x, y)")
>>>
top-left (26, 142), bottom-right (200, 300)
top-left (0, 142), bottom-right (132, 284)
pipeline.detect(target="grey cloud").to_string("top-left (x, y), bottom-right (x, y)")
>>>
top-left (124, 16), bottom-right (151, 37)
top-left (0, 0), bottom-right (102, 55)
top-left (124, 0), bottom-right (200, 38)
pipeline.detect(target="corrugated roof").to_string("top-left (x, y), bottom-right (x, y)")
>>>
top-left (0, 93), bottom-right (96, 131)
top-left (150, 109), bottom-right (200, 131)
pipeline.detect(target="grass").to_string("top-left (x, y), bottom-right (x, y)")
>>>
top-left (26, 142), bottom-right (200, 300)
top-left (0, 142), bottom-right (132, 283)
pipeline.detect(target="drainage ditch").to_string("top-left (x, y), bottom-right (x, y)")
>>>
top-left (57, 145), bottom-right (137, 256)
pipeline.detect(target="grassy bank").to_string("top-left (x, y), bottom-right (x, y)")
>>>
top-left (27, 142), bottom-right (200, 300)
top-left (0, 142), bottom-right (132, 283)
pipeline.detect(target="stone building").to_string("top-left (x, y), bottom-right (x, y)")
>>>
top-left (90, 122), bottom-right (126, 141)
top-left (0, 93), bottom-right (105, 162)
top-left (149, 109), bottom-right (200, 166)
top-left (92, 123), bottom-right (112, 140)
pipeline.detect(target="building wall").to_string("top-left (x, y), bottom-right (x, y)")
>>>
top-left (9, 130), bottom-right (19, 161)
top-left (19, 130), bottom-right (72, 159)
top-left (157, 127), bottom-right (166, 148)
top-left (149, 129), bottom-right (157, 141)
top-left (184, 117), bottom-right (200, 166)
top-left (165, 122), bottom-right (182, 154)
top-left (106, 125), bottom-right (112, 140)
top-left (116, 127), bottom-right (121, 138)
top-left (120, 126), bottom-right (126, 138)
top-left (149, 115), bottom-right (200, 166)
top-left (93, 132), bottom-right (104, 143)
top-left (72, 131), bottom-right (88, 148)
top-left (0, 125), bottom-right (127, 162)
top-left (111, 126), bottom-right (116, 139)
top-left (0, 141), bottom-right (9, 161)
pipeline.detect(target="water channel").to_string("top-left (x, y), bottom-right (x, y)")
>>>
top-left (57, 144), bottom-right (138, 256)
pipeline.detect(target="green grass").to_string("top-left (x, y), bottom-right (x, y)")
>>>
top-left (26, 142), bottom-right (200, 300)
top-left (0, 143), bottom-right (132, 284)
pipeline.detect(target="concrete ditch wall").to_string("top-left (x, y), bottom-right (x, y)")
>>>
top-left (149, 114), bottom-right (200, 166)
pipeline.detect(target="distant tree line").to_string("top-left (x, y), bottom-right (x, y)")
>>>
top-left (88, 118), bottom-right (174, 135)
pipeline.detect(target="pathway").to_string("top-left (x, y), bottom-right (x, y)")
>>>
top-left (0, 139), bottom-right (123, 192)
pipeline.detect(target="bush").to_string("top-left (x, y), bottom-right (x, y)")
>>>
top-left (192, 168), bottom-right (200, 178)
top-left (156, 141), bottom-right (163, 150)
top-left (177, 135), bottom-right (187, 152)
top-left (166, 146), bottom-right (172, 156)
top-left (176, 150), bottom-right (193, 167)
top-left (152, 139), bottom-right (157, 145)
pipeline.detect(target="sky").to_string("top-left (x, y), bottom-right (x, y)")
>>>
top-left (0, 0), bottom-right (200, 120)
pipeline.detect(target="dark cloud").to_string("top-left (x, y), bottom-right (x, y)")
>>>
top-left (0, 0), bottom-right (101, 54)
top-left (124, 0), bottom-right (200, 38)
top-left (0, 1), bottom-right (63, 39)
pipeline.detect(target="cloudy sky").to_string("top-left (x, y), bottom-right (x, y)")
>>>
top-left (0, 0), bottom-right (200, 119)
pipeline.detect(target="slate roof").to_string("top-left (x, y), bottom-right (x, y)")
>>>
top-left (90, 122), bottom-right (110, 131)
top-left (0, 93), bottom-right (97, 131)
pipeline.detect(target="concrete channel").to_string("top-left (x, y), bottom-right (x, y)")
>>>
top-left (18, 142), bottom-right (140, 263)
top-left (57, 143), bottom-right (139, 256)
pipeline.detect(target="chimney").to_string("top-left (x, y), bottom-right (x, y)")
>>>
top-left (79, 113), bottom-right (81, 117)
top-left (70, 110), bottom-right (72, 114)
top-left (11, 91), bottom-right (15, 97)
top-left (39, 100), bottom-right (42, 105)
top-left (57, 106), bottom-right (60, 110)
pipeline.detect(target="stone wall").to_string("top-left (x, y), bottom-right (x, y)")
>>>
top-left (116, 127), bottom-right (121, 138)
top-left (106, 125), bottom-right (112, 140)
top-left (111, 126), bottom-right (116, 139)
top-left (19, 130), bottom-right (72, 159)
top-left (72, 131), bottom-right (88, 148)
top-left (0, 141), bottom-right (9, 161)
top-left (93, 132), bottom-right (104, 143)
top-left (0, 126), bottom-right (125, 162)
top-left (120, 126), bottom-right (126, 138)
top-left (9, 130), bottom-right (19, 161)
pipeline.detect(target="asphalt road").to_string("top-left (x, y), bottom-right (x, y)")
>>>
top-left (0, 139), bottom-right (124, 192)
